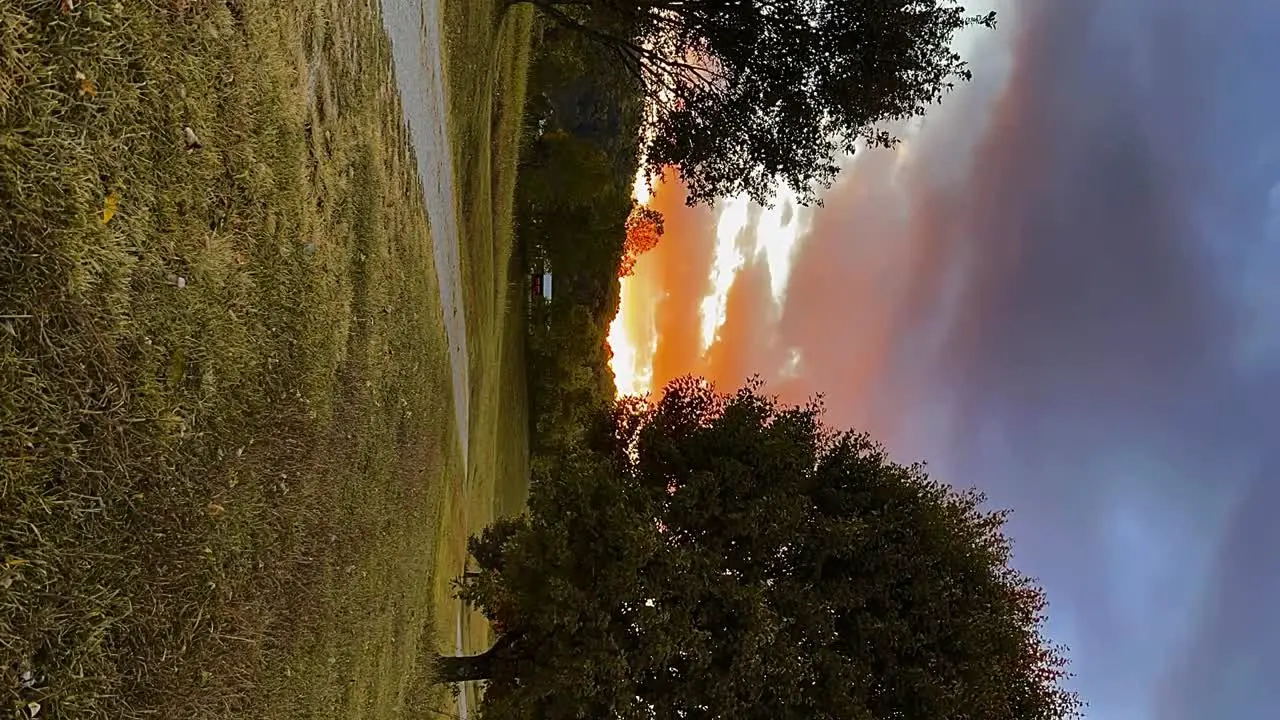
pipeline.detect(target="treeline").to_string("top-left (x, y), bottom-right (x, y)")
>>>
top-left (514, 18), bottom-right (644, 465)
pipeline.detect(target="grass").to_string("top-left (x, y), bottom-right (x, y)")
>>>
top-left (0, 0), bottom-right (531, 717)
top-left (443, 0), bottom-right (534, 536)
top-left (433, 0), bottom-right (534, 715)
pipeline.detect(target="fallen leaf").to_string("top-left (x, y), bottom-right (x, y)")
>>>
top-left (59, 0), bottom-right (73, 14)
top-left (206, 503), bottom-right (225, 517)
top-left (102, 191), bottom-right (118, 224)
top-left (26, 701), bottom-right (41, 718)
top-left (78, 77), bottom-right (96, 97)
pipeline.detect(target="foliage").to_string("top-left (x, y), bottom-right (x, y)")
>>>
top-left (620, 205), bottom-right (664, 277)
top-left (513, 0), bottom-right (996, 206)
top-left (458, 377), bottom-right (1083, 720)
top-left (526, 301), bottom-right (616, 453)
top-left (514, 14), bottom-right (645, 471)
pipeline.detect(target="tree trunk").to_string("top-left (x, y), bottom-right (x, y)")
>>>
top-left (434, 651), bottom-right (497, 683)
top-left (433, 633), bottom-right (520, 684)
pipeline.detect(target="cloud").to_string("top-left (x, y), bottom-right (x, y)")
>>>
top-left (643, 178), bottom-right (718, 388)
top-left (862, 1), bottom-right (1280, 716)
top-left (708, 0), bottom-right (1280, 716)
top-left (625, 2), bottom-right (1279, 714)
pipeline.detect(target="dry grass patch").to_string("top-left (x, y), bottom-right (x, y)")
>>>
top-left (0, 0), bottom-right (471, 717)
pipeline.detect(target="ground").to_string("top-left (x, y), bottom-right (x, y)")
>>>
top-left (0, 0), bottom-right (530, 717)
top-left (436, 0), bottom-right (534, 716)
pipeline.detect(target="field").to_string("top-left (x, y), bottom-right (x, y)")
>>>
top-left (0, 0), bottom-right (530, 717)
top-left (437, 0), bottom-right (534, 716)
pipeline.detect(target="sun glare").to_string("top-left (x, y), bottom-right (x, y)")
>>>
top-left (632, 166), bottom-right (652, 206)
top-left (607, 274), bottom-right (657, 398)
top-left (607, 166), bottom-right (660, 398)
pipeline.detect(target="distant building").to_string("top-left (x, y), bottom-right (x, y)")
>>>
top-left (531, 272), bottom-right (552, 301)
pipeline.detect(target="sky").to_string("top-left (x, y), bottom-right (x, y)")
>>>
top-left (607, 0), bottom-right (1280, 717)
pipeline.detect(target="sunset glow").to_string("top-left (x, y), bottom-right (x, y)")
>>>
top-left (606, 272), bottom-right (658, 397)
top-left (606, 167), bottom-right (661, 398)
top-left (606, 164), bottom-right (809, 399)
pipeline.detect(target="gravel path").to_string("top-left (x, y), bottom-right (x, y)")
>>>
top-left (380, 0), bottom-right (470, 469)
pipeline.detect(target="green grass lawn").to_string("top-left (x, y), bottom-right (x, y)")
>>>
top-left (0, 0), bottom-right (531, 717)
top-left (434, 0), bottom-right (534, 715)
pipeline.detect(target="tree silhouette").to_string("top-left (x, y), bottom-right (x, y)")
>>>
top-left (436, 377), bottom-right (1082, 720)
top-left (508, 0), bottom-right (996, 205)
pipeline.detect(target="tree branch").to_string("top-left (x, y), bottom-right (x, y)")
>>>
top-left (511, 0), bottom-right (725, 96)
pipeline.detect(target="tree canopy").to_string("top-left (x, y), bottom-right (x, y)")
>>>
top-left (440, 377), bottom-right (1082, 720)
top-left (512, 0), bottom-right (996, 206)
top-left (619, 205), bottom-right (664, 277)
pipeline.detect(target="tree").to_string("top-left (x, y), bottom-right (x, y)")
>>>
top-left (438, 377), bottom-right (1082, 720)
top-left (520, 130), bottom-right (617, 213)
top-left (619, 204), bottom-right (664, 277)
top-left (508, 0), bottom-right (996, 206)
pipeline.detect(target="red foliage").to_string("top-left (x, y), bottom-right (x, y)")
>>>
top-left (619, 205), bottom-right (665, 277)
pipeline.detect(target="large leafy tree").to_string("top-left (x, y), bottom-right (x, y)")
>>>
top-left (438, 377), bottom-right (1082, 720)
top-left (508, 0), bottom-right (996, 205)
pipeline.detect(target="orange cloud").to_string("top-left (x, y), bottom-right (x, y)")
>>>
top-left (645, 178), bottom-right (718, 391)
top-left (607, 12), bottom-right (1034, 451)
